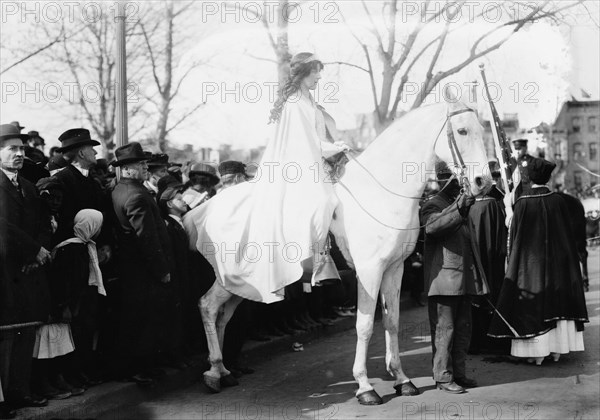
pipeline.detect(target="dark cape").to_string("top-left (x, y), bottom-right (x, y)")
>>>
top-left (488, 187), bottom-right (589, 338)
top-left (467, 190), bottom-right (510, 353)
top-left (467, 192), bottom-right (507, 302)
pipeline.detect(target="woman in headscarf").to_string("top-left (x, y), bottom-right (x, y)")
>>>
top-left (48, 209), bottom-right (105, 389)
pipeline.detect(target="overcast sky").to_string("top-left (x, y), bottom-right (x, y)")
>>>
top-left (1, 1), bottom-right (598, 152)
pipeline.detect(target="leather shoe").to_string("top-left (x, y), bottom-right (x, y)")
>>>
top-left (11, 395), bottom-right (48, 408)
top-left (454, 377), bottom-right (477, 388)
top-left (436, 381), bottom-right (465, 394)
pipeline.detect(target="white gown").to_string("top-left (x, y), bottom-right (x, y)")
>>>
top-left (184, 95), bottom-right (343, 303)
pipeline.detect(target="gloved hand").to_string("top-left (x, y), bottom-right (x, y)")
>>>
top-left (457, 193), bottom-right (475, 216)
top-left (334, 141), bottom-right (351, 152)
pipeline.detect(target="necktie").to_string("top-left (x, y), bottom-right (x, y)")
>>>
top-left (12, 177), bottom-right (23, 197)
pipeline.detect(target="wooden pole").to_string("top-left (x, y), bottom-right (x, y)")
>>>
top-left (115, 1), bottom-right (128, 149)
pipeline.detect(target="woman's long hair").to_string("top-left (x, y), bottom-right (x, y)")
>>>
top-left (269, 52), bottom-right (324, 124)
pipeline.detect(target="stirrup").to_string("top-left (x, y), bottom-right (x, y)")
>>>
top-left (312, 236), bottom-right (340, 284)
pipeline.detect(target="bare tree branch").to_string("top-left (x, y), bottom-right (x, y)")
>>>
top-left (323, 61), bottom-right (369, 73)
top-left (165, 102), bottom-right (206, 134)
top-left (138, 21), bottom-right (163, 95)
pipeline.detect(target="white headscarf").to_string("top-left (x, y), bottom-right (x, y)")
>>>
top-left (52, 209), bottom-right (106, 296)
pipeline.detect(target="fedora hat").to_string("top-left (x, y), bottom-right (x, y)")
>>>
top-left (0, 123), bottom-right (29, 145)
top-left (10, 121), bottom-right (25, 131)
top-left (110, 142), bottom-right (148, 167)
top-left (57, 128), bottom-right (100, 152)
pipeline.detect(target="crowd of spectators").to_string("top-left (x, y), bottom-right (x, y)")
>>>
top-left (0, 123), bottom-right (362, 419)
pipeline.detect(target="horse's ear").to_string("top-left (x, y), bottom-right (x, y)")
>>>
top-left (443, 85), bottom-right (459, 103)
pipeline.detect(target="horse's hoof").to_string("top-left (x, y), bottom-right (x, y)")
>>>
top-left (203, 373), bottom-right (221, 393)
top-left (356, 390), bottom-right (383, 405)
top-left (220, 373), bottom-right (239, 388)
top-left (394, 380), bottom-right (420, 396)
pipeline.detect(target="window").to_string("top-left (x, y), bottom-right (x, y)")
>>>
top-left (573, 142), bottom-right (583, 160)
top-left (589, 116), bottom-right (598, 133)
top-left (572, 117), bottom-right (581, 133)
top-left (590, 143), bottom-right (598, 161)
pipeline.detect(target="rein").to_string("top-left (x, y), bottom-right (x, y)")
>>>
top-left (338, 107), bottom-right (476, 231)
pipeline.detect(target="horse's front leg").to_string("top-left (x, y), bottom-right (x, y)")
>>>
top-left (353, 265), bottom-right (384, 405)
top-left (215, 295), bottom-right (243, 386)
top-left (380, 261), bottom-right (420, 396)
top-left (199, 280), bottom-right (234, 393)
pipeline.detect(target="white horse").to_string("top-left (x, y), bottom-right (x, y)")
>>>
top-left (183, 97), bottom-right (491, 404)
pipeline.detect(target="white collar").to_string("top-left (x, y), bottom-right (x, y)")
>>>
top-left (144, 180), bottom-right (158, 193)
top-left (531, 183), bottom-right (548, 189)
top-left (72, 163), bottom-right (89, 177)
top-left (168, 214), bottom-right (184, 227)
top-left (1, 168), bottom-right (18, 182)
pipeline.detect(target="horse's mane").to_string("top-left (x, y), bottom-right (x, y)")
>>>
top-left (358, 102), bottom-right (447, 161)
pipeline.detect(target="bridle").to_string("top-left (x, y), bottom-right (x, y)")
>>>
top-left (444, 107), bottom-right (476, 196)
top-left (337, 106), bottom-right (477, 231)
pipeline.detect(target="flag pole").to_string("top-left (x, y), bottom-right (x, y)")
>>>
top-left (479, 64), bottom-right (510, 194)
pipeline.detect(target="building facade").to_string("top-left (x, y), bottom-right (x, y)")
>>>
top-left (551, 100), bottom-right (600, 193)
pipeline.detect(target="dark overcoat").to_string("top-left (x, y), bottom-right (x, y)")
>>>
top-left (420, 190), bottom-right (488, 297)
top-left (0, 171), bottom-right (50, 329)
top-left (111, 177), bottom-right (172, 357)
top-left (53, 164), bottom-right (107, 245)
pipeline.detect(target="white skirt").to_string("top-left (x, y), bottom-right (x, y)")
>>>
top-left (33, 323), bottom-right (75, 359)
top-left (511, 320), bottom-right (584, 358)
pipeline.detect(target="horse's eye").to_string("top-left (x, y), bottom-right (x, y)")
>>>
top-left (457, 128), bottom-right (467, 135)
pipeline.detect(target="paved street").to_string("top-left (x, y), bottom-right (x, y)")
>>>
top-left (101, 248), bottom-right (600, 420)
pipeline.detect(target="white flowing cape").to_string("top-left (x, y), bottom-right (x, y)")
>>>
top-left (184, 97), bottom-right (340, 303)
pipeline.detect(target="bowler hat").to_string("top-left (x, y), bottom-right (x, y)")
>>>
top-left (0, 123), bottom-right (29, 144)
top-left (28, 130), bottom-right (45, 146)
top-left (527, 157), bottom-right (556, 185)
top-left (148, 153), bottom-right (170, 168)
top-left (189, 162), bottom-right (219, 185)
top-left (218, 160), bottom-right (249, 177)
top-left (57, 128), bottom-right (100, 152)
top-left (110, 142), bottom-right (148, 167)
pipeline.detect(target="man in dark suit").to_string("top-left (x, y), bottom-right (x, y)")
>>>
top-left (52, 128), bottom-right (106, 246)
top-left (511, 138), bottom-right (534, 199)
top-left (144, 153), bottom-right (170, 197)
top-left (0, 124), bottom-right (51, 417)
top-left (420, 162), bottom-right (487, 394)
top-left (111, 142), bottom-right (172, 385)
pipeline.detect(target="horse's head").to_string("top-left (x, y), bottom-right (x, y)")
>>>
top-left (434, 93), bottom-right (492, 197)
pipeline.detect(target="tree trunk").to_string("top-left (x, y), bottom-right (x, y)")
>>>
top-left (276, 0), bottom-right (291, 86)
